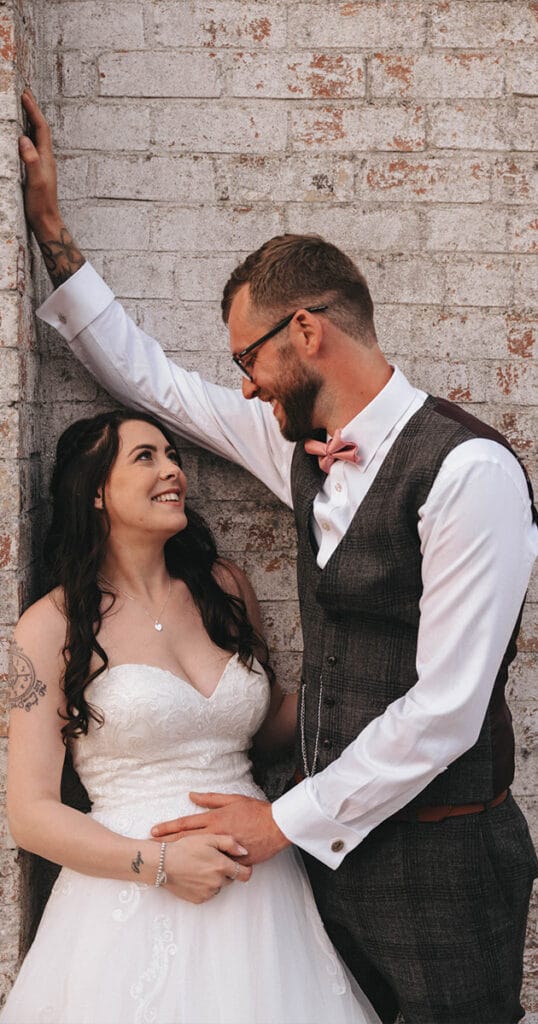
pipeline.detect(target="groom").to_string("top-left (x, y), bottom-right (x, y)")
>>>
top-left (21, 89), bottom-right (538, 1023)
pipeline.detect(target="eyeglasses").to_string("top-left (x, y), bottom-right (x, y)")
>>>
top-left (232, 305), bottom-right (329, 382)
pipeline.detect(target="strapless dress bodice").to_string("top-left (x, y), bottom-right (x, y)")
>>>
top-left (70, 654), bottom-right (270, 837)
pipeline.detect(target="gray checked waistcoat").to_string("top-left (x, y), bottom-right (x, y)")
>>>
top-left (291, 395), bottom-right (536, 807)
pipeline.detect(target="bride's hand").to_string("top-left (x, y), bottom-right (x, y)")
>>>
top-left (163, 833), bottom-right (252, 903)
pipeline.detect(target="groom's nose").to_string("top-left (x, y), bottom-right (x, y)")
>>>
top-left (241, 377), bottom-right (259, 400)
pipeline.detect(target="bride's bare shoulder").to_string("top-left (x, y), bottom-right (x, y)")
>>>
top-left (15, 587), bottom-right (66, 651)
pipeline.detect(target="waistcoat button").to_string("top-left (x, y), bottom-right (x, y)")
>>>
top-left (322, 738), bottom-right (332, 749)
top-left (324, 695), bottom-right (336, 708)
top-left (331, 839), bottom-right (345, 853)
top-left (327, 655), bottom-right (337, 666)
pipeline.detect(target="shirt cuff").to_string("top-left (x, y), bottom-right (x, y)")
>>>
top-left (272, 778), bottom-right (362, 869)
top-left (36, 262), bottom-right (115, 343)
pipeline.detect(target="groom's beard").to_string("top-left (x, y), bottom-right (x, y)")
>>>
top-left (275, 356), bottom-right (323, 443)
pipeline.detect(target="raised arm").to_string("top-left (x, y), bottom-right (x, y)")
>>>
top-left (7, 593), bottom-right (251, 902)
top-left (19, 90), bottom-right (294, 504)
top-left (20, 89), bottom-right (85, 288)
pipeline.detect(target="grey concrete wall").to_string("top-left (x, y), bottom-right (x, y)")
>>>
top-left (1, 0), bottom-right (537, 1012)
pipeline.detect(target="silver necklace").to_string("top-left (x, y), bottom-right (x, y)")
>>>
top-left (99, 574), bottom-right (171, 632)
top-left (299, 674), bottom-right (324, 777)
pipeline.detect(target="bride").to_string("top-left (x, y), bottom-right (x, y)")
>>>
top-left (1, 409), bottom-right (378, 1024)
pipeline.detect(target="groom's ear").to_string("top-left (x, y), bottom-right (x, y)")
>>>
top-left (94, 489), bottom-right (104, 510)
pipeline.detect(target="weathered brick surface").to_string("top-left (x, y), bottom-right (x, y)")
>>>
top-left (1, 0), bottom-right (537, 1012)
top-left (369, 52), bottom-right (505, 99)
top-left (230, 51), bottom-right (366, 99)
top-left (98, 50), bottom-right (224, 98)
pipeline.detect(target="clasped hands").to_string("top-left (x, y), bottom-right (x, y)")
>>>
top-left (151, 793), bottom-right (290, 866)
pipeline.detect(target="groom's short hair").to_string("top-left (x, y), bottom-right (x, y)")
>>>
top-left (221, 234), bottom-right (376, 345)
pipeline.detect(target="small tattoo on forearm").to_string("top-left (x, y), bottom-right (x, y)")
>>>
top-left (8, 642), bottom-right (47, 712)
top-left (39, 227), bottom-right (85, 288)
top-left (131, 851), bottom-right (144, 875)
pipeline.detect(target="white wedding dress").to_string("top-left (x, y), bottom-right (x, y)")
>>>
top-left (1, 654), bottom-right (378, 1024)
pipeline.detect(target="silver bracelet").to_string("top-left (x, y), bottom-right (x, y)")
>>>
top-left (154, 842), bottom-right (167, 888)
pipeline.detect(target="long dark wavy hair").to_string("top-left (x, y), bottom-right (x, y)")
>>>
top-left (45, 409), bottom-right (273, 743)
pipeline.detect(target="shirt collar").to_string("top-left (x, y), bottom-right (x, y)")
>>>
top-left (339, 366), bottom-right (421, 472)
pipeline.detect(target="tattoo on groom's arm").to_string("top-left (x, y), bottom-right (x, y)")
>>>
top-left (39, 227), bottom-right (85, 288)
top-left (8, 642), bottom-right (47, 712)
top-left (131, 851), bottom-right (144, 875)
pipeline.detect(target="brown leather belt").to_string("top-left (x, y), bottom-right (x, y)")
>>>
top-left (293, 769), bottom-right (508, 824)
top-left (392, 789), bottom-right (508, 824)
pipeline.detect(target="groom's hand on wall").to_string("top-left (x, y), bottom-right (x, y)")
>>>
top-left (151, 793), bottom-right (291, 866)
top-left (19, 89), bottom-right (85, 288)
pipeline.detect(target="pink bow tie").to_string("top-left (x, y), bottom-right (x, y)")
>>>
top-left (304, 429), bottom-right (361, 473)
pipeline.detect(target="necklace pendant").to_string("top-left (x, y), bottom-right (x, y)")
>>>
top-left (154, 621), bottom-right (164, 632)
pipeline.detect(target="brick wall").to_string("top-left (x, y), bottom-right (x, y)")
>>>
top-left (0, 0), bottom-right (44, 1002)
top-left (1, 0), bottom-right (537, 1012)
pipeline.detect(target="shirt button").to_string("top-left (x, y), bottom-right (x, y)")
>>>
top-left (331, 839), bottom-right (345, 853)
top-left (322, 521), bottom-right (331, 531)
top-left (335, 483), bottom-right (342, 492)
top-left (58, 313), bottom-right (67, 325)
top-left (327, 655), bottom-right (337, 666)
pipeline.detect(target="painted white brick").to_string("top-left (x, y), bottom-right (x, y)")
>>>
top-left (487, 360), bottom-right (537, 404)
top-left (151, 3), bottom-right (287, 50)
top-left (52, 101), bottom-right (152, 151)
top-left (57, 155), bottom-right (91, 200)
top-left (509, 211), bottom-right (538, 254)
top-left (492, 156), bottom-right (538, 205)
top-left (63, 202), bottom-right (151, 249)
top-left (151, 205), bottom-right (284, 253)
top-left (507, 53), bottom-right (538, 98)
top-left (286, 203), bottom-right (423, 252)
top-left (430, 2), bottom-right (538, 49)
top-left (59, 51), bottom-right (96, 98)
top-left (356, 155), bottom-right (491, 203)
top-left (288, 2), bottom-right (426, 49)
top-left (98, 51), bottom-right (223, 98)
top-left (102, 252), bottom-right (176, 299)
top-left (429, 100), bottom-right (510, 151)
top-left (514, 256), bottom-right (538, 307)
top-left (362, 254), bottom-right (446, 305)
top-left (400, 356), bottom-right (488, 403)
top-left (139, 300), bottom-right (223, 352)
top-left (90, 154), bottom-right (214, 202)
top-left (445, 255), bottom-right (514, 307)
top-left (425, 205), bottom-right (509, 253)
top-left (214, 155), bottom-right (355, 204)
top-left (369, 52), bottom-right (504, 100)
top-left (175, 254), bottom-right (236, 302)
top-left (230, 51), bottom-right (366, 100)
top-left (152, 101), bottom-right (287, 154)
top-left (52, 3), bottom-right (145, 49)
top-left (375, 305), bottom-right (512, 360)
top-left (0, 294), bottom-right (18, 349)
top-left (291, 102), bottom-right (426, 152)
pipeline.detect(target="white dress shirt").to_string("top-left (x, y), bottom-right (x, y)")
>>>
top-left (38, 262), bottom-right (538, 868)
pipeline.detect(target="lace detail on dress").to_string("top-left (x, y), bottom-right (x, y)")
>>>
top-left (70, 657), bottom-right (270, 838)
top-left (298, 860), bottom-right (348, 996)
top-left (112, 882), bottom-right (145, 923)
top-left (0, 657), bottom-right (378, 1024)
top-left (130, 914), bottom-right (177, 1024)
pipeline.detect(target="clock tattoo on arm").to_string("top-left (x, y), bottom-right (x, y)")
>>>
top-left (8, 643), bottom-right (47, 711)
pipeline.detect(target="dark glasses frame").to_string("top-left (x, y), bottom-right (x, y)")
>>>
top-left (232, 305), bottom-right (329, 382)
